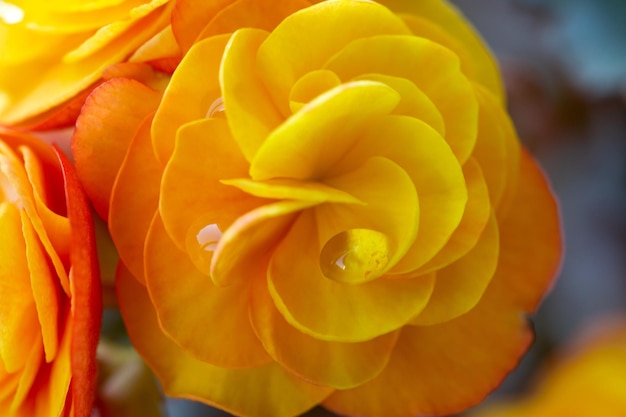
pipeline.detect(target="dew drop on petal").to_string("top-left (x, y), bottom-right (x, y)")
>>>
top-left (320, 228), bottom-right (390, 285)
top-left (206, 97), bottom-right (225, 119)
top-left (185, 219), bottom-right (223, 277)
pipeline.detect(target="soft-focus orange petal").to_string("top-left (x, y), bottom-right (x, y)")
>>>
top-left (487, 149), bottom-right (562, 312)
top-left (56, 146), bottom-right (102, 417)
top-left (269, 211), bottom-right (434, 342)
top-left (250, 81), bottom-right (400, 180)
top-left (171, 0), bottom-right (235, 52)
top-left (410, 213), bottom-right (499, 325)
top-left (117, 263), bottom-right (333, 417)
top-left (257, 0), bottom-right (411, 116)
top-left (250, 276), bottom-right (399, 389)
top-left (160, 118), bottom-right (263, 255)
top-left (379, 0), bottom-right (505, 103)
top-left (109, 116), bottom-right (161, 284)
top-left (324, 288), bottom-right (532, 417)
top-left (72, 78), bottom-right (161, 219)
top-left (325, 34), bottom-right (478, 163)
top-left (151, 34), bottom-right (230, 163)
top-left (144, 214), bottom-right (271, 368)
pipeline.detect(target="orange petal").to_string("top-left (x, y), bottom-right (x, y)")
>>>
top-left (196, 0), bottom-right (311, 41)
top-left (257, 0), bottom-right (411, 115)
top-left (151, 34), bottom-right (231, 163)
top-left (117, 263), bottom-right (333, 417)
top-left (250, 81), bottom-right (400, 180)
top-left (250, 276), bottom-right (400, 389)
top-left (72, 78), bottom-right (161, 219)
top-left (56, 146), bottom-right (102, 417)
top-left (0, 203), bottom-right (39, 374)
top-left (325, 35), bottom-right (478, 163)
top-left (109, 116), bottom-right (161, 284)
top-left (144, 214), bottom-right (271, 368)
top-left (171, 0), bottom-right (236, 53)
top-left (410, 213), bottom-right (499, 325)
top-left (269, 211), bottom-right (434, 342)
top-left (379, 0), bottom-right (505, 103)
top-left (160, 118), bottom-right (262, 254)
top-left (9, 334), bottom-right (44, 414)
top-left (486, 149), bottom-right (562, 312)
top-left (324, 291), bottom-right (533, 417)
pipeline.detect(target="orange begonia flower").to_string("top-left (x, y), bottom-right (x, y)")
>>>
top-left (0, 128), bottom-right (102, 416)
top-left (72, 0), bottom-right (562, 416)
top-left (0, 0), bottom-right (175, 127)
top-left (469, 319), bottom-right (626, 417)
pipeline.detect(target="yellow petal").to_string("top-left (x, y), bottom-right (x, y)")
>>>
top-left (220, 27), bottom-right (283, 161)
top-left (160, 118), bottom-right (262, 255)
top-left (151, 33), bottom-right (230, 163)
top-left (250, 81), bottom-right (400, 180)
top-left (410, 213), bottom-right (499, 325)
top-left (269, 211), bottom-right (434, 342)
top-left (333, 114), bottom-right (466, 274)
top-left (211, 200), bottom-right (320, 287)
top-left (250, 276), bottom-right (399, 389)
top-left (325, 34), bottom-right (478, 163)
top-left (379, 0), bottom-right (505, 103)
top-left (117, 263), bottom-right (333, 417)
top-left (144, 214), bottom-right (271, 368)
top-left (256, 0), bottom-right (411, 115)
top-left (109, 116), bottom-right (161, 284)
top-left (171, 0), bottom-right (235, 53)
top-left (321, 156), bottom-right (419, 272)
top-left (416, 158), bottom-right (491, 273)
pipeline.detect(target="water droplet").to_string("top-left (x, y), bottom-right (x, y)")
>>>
top-left (207, 97), bottom-right (225, 119)
top-left (320, 228), bottom-right (390, 284)
top-left (0, 2), bottom-right (24, 24)
top-left (185, 220), bottom-right (223, 277)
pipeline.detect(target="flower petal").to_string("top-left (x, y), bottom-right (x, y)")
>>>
top-left (487, 149), bottom-right (562, 312)
top-left (250, 276), bottom-right (400, 389)
top-left (410, 213), bottom-right (499, 325)
top-left (109, 116), bottom-right (161, 284)
top-left (325, 34), bottom-right (478, 162)
top-left (117, 263), bottom-right (333, 417)
top-left (171, 0), bottom-right (235, 53)
top-left (269, 210), bottom-right (434, 342)
top-left (257, 0), bottom-right (411, 115)
top-left (72, 78), bottom-right (161, 219)
top-left (144, 214), bottom-right (271, 368)
top-left (220, 27), bottom-right (282, 161)
top-left (151, 34), bottom-right (230, 163)
top-left (160, 118), bottom-right (262, 255)
top-left (324, 289), bottom-right (532, 417)
top-left (250, 81), bottom-right (400, 181)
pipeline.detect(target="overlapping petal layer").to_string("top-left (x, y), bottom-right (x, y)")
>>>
top-left (66, 0), bottom-right (564, 416)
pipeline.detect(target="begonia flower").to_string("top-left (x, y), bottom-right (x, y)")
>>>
top-left (469, 318), bottom-right (626, 417)
top-left (0, 0), bottom-right (174, 127)
top-left (72, 0), bottom-right (563, 416)
top-left (0, 128), bottom-right (101, 416)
